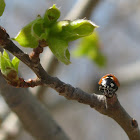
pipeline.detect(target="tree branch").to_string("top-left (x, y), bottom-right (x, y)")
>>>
top-left (66, 0), bottom-right (100, 20)
top-left (0, 26), bottom-right (140, 140)
top-left (0, 72), bottom-right (69, 140)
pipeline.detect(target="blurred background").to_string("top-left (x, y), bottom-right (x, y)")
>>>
top-left (1, 0), bottom-right (140, 139)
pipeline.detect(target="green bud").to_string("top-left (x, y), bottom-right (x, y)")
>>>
top-left (3, 49), bottom-right (10, 59)
top-left (12, 56), bottom-right (20, 72)
top-left (44, 4), bottom-right (60, 26)
top-left (0, 50), bottom-right (19, 79)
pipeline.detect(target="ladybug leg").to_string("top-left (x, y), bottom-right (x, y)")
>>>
top-left (104, 88), bottom-right (114, 98)
top-left (108, 92), bottom-right (114, 98)
top-left (103, 88), bottom-right (108, 96)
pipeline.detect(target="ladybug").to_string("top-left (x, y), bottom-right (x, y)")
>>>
top-left (98, 74), bottom-right (120, 97)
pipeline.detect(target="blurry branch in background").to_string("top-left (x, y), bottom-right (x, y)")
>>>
top-left (0, 112), bottom-right (21, 140)
top-left (0, 26), bottom-right (140, 140)
top-left (0, 71), bottom-right (69, 140)
top-left (33, 0), bottom-right (101, 102)
top-left (66, 0), bottom-right (100, 19)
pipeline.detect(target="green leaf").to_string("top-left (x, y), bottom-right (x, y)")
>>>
top-left (44, 4), bottom-right (60, 26)
top-left (50, 20), bottom-right (97, 41)
top-left (70, 20), bottom-right (97, 34)
top-left (47, 19), bottom-right (98, 64)
top-left (0, 50), bottom-right (19, 77)
top-left (73, 32), bottom-right (106, 67)
top-left (13, 20), bottom-right (39, 48)
top-left (50, 20), bottom-right (69, 34)
top-left (0, 54), bottom-right (12, 76)
top-left (12, 57), bottom-right (20, 72)
top-left (2, 50), bottom-right (13, 68)
top-left (3, 49), bottom-right (9, 59)
top-left (0, 52), bottom-right (2, 69)
top-left (0, 0), bottom-right (5, 16)
top-left (48, 37), bottom-right (70, 64)
top-left (31, 18), bottom-right (47, 40)
top-left (58, 19), bottom-right (98, 41)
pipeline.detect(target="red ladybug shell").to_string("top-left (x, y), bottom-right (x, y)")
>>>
top-left (98, 74), bottom-right (120, 87)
